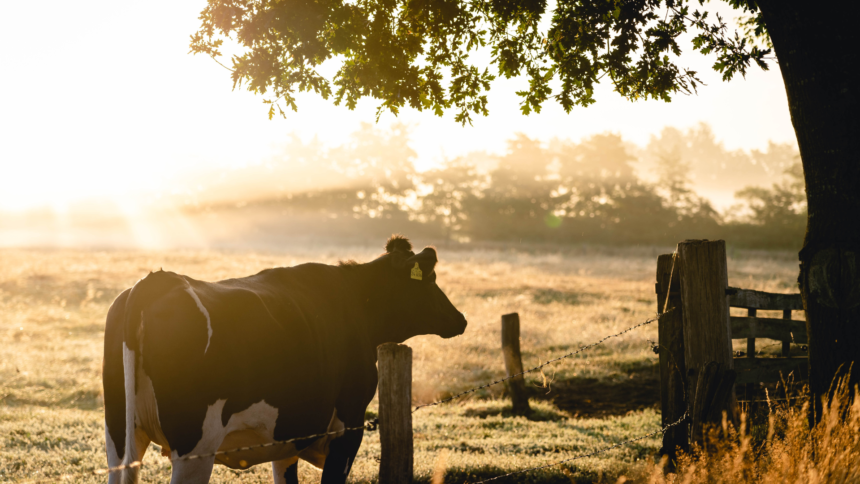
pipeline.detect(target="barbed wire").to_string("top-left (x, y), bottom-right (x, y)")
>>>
top-left (413, 309), bottom-right (675, 413)
top-left (81, 418), bottom-right (379, 478)
top-left (466, 410), bottom-right (689, 484)
top-left (14, 311), bottom-right (673, 483)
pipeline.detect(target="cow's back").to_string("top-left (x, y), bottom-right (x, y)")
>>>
top-left (124, 265), bottom-right (371, 456)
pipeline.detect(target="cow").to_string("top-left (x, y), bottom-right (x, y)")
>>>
top-left (102, 235), bottom-right (467, 484)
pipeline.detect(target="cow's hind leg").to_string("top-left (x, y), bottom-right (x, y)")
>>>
top-left (320, 429), bottom-right (363, 484)
top-left (169, 454), bottom-right (216, 484)
top-left (272, 457), bottom-right (299, 484)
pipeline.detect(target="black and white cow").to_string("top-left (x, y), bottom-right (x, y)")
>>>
top-left (102, 236), bottom-right (467, 484)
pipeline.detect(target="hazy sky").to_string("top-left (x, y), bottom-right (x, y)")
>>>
top-left (1, 0), bottom-right (796, 212)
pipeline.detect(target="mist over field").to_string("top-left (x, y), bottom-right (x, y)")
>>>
top-left (0, 122), bottom-right (802, 251)
top-left (9, 0), bottom-right (860, 481)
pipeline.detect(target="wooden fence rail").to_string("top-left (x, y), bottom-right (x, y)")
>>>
top-left (657, 239), bottom-right (808, 453)
top-left (728, 288), bottom-right (807, 383)
top-left (727, 287), bottom-right (803, 310)
top-left (730, 316), bottom-right (806, 344)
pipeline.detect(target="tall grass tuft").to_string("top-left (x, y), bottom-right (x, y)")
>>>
top-left (647, 375), bottom-right (860, 484)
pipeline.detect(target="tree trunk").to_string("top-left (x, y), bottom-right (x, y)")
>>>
top-left (756, 0), bottom-right (860, 425)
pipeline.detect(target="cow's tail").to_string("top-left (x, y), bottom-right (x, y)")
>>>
top-left (121, 330), bottom-right (139, 483)
top-left (121, 270), bottom-right (185, 483)
top-left (103, 289), bottom-right (129, 484)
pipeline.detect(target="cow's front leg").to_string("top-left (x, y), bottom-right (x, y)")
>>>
top-left (272, 457), bottom-right (299, 484)
top-left (320, 428), bottom-right (364, 484)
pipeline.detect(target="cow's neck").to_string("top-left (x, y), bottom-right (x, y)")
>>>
top-left (342, 260), bottom-right (417, 348)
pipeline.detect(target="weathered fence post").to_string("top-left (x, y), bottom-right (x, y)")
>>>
top-left (378, 343), bottom-right (413, 484)
top-left (689, 361), bottom-right (737, 443)
top-left (501, 313), bottom-right (531, 416)
top-left (656, 253), bottom-right (688, 460)
top-left (677, 239), bottom-right (737, 442)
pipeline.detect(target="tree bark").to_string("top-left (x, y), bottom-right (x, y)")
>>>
top-left (756, 0), bottom-right (860, 425)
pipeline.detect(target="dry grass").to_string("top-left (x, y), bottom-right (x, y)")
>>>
top-left (643, 376), bottom-right (860, 484)
top-left (0, 243), bottom-right (801, 483)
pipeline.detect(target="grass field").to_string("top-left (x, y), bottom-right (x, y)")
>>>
top-left (0, 243), bottom-right (801, 483)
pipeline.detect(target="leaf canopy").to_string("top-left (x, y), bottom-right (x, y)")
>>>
top-left (190, 0), bottom-right (771, 123)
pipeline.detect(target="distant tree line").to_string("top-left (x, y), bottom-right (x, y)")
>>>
top-left (195, 123), bottom-right (805, 249)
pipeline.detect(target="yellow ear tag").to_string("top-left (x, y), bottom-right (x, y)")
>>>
top-left (410, 262), bottom-right (423, 281)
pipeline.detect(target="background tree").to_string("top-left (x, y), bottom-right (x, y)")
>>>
top-left (191, 0), bottom-right (860, 422)
top-left (553, 133), bottom-right (678, 239)
top-left (653, 149), bottom-right (720, 227)
top-left (194, 126), bottom-right (796, 247)
top-left (735, 162), bottom-right (806, 232)
top-left (332, 122), bottom-right (417, 218)
top-left (471, 134), bottom-right (555, 240)
top-left (489, 133), bottom-right (549, 199)
top-left (645, 123), bottom-right (776, 202)
top-left (414, 157), bottom-right (485, 242)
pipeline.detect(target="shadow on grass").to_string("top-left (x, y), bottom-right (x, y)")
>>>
top-left (531, 288), bottom-right (587, 306)
top-left (474, 287), bottom-right (594, 306)
top-left (531, 365), bottom-right (661, 419)
top-left (461, 403), bottom-right (568, 422)
top-left (413, 464), bottom-right (606, 484)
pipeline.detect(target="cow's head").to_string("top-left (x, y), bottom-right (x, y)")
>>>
top-left (376, 235), bottom-right (467, 340)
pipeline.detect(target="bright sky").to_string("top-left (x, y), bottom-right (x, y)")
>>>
top-left (0, 0), bottom-right (796, 213)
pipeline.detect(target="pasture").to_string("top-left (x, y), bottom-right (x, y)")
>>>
top-left (0, 243), bottom-right (800, 483)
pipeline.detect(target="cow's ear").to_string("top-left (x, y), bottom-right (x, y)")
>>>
top-left (405, 247), bottom-right (437, 280)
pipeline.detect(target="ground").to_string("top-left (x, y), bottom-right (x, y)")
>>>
top-left (0, 242), bottom-right (800, 483)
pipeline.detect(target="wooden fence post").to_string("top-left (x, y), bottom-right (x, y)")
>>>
top-left (677, 240), bottom-right (737, 441)
top-left (378, 343), bottom-right (413, 484)
top-left (656, 254), bottom-right (688, 459)
top-left (689, 361), bottom-right (737, 443)
top-left (501, 313), bottom-right (531, 416)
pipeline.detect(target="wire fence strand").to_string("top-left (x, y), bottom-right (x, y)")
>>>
top-left (467, 411), bottom-right (689, 484)
top-left (413, 309), bottom-right (674, 413)
top-left (15, 311), bottom-right (673, 483)
top-left (87, 418), bottom-right (379, 477)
